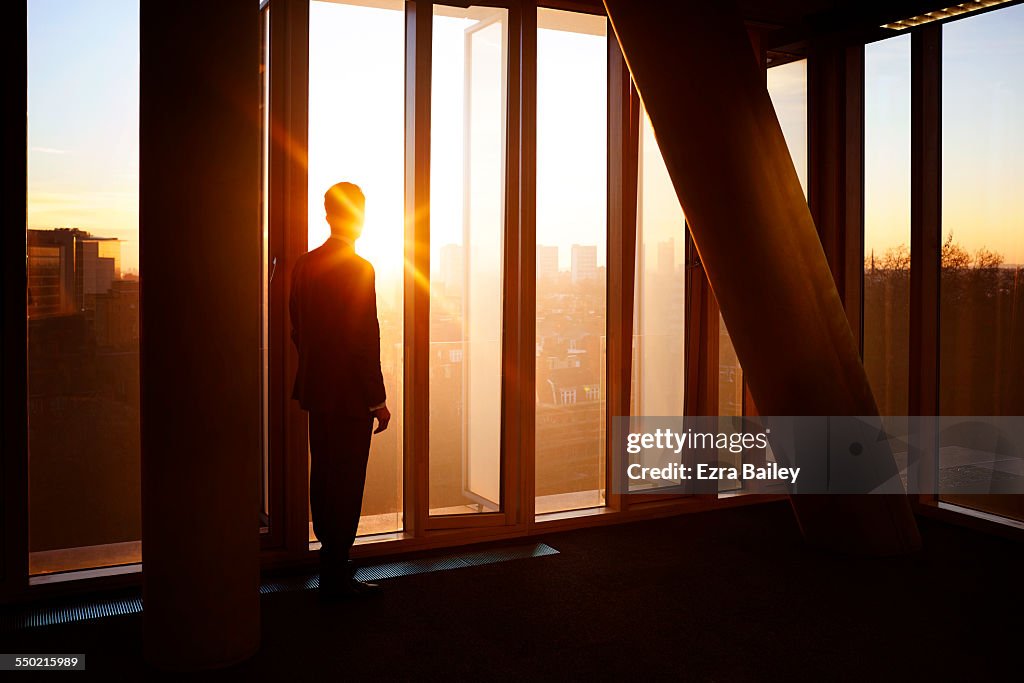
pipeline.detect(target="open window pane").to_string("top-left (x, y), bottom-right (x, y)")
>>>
top-left (26, 0), bottom-right (141, 574)
top-left (428, 5), bottom-right (508, 516)
top-left (535, 9), bottom-right (607, 514)
top-left (630, 105), bottom-right (685, 491)
top-left (939, 5), bottom-right (1024, 520)
top-left (308, 0), bottom-right (405, 537)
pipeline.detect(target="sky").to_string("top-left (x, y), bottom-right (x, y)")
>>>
top-left (535, 9), bottom-right (608, 271)
top-left (866, 5), bottom-right (1024, 265)
top-left (25, 0), bottom-right (1024, 276)
top-left (864, 33), bottom-right (912, 264)
top-left (27, 0), bottom-right (139, 273)
top-left (307, 0), bottom-right (405, 292)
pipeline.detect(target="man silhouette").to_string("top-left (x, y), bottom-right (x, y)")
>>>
top-left (290, 181), bottom-right (391, 600)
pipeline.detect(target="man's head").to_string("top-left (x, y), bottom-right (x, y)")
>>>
top-left (324, 182), bottom-right (365, 241)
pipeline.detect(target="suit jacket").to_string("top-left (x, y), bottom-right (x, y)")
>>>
top-left (290, 237), bottom-right (387, 415)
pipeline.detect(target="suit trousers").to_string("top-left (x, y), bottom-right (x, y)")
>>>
top-left (308, 411), bottom-right (373, 585)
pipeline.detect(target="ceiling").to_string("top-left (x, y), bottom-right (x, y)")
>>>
top-left (735, 0), bottom-right (1018, 52)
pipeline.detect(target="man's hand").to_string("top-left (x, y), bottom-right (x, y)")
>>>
top-left (372, 405), bottom-right (391, 434)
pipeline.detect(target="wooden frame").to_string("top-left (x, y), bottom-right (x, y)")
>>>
top-left (259, 0), bottom-right (284, 551)
top-left (908, 24), bottom-right (942, 507)
top-left (0, 0), bottom-right (786, 605)
top-left (423, 0), bottom-right (523, 532)
top-left (516, 0), bottom-right (538, 529)
top-left (270, 0), bottom-right (313, 560)
top-left (605, 23), bottom-right (637, 514)
top-left (404, 0), bottom-right (432, 537)
top-left (808, 37), bottom-right (864, 341)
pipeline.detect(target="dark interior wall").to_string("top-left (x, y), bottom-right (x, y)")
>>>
top-left (139, 0), bottom-right (261, 669)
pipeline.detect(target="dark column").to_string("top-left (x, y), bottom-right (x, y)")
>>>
top-left (604, 0), bottom-right (920, 554)
top-left (1, 0), bottom-right (29, 601)
top-left (808, 38), bottom-right (865, 341)
top-left (140, 0), bottom-right (261, 669)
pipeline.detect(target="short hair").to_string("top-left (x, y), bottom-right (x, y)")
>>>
top-left (324, 182), bottom-right (365, 224)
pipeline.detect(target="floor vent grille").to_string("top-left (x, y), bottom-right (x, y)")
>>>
top-left (3, 543), bottom-right (558, 632)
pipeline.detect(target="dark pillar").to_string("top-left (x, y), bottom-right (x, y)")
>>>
top-left (808, 38), bottom-right (864, 339)
top-left (604, 0), bottom-right (920, 554)
top-left (140, 0), bottom-right (261, 669)
top-left (2, 0), bottom-right (29, 601)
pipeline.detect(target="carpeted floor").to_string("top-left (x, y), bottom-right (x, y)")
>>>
top-left (6, 501), bottom-right (1023, 681)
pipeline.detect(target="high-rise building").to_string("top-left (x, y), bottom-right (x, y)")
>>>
top-left (79, 236), bottom-right (120, 300)
top-left (570, 244), bottom-right (597, 284)
top-left (26, 228), bottom-right (121, 318)
top-left (537, 244), bottom-right (558, 280)
top-left (27, 229), bottom-right (76, 318)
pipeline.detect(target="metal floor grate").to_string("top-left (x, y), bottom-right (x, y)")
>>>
top-left (3, 543), bottom-right (558, 632)
top-left (356, 542), bottom-right (558, 582)
top-left (262, 542), bottom-right (559, 593)
top-left (1, 594), bottom-right (143, 633)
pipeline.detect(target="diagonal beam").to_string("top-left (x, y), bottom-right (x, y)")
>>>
top-left (604, 0), bottom-right (920, 554)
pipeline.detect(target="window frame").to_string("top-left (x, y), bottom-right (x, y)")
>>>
top-left (858, 3), bottom-right (1024, 530)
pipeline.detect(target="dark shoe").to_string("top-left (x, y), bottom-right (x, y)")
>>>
top-left (348, 577), bottom-right (382, 597)
top-left (346, 560), bottom-right (383, 597)
top-left (318, 571), bottom-right (382, 603)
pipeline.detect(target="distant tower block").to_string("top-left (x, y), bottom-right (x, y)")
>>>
top-left (537, 244), bottom-right (558, 280)
top-left (571, 244), bottom-right (597, 284)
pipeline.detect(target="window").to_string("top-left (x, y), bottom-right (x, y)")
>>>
top-left (939, 4), bottom-right (1024, 520)
top-left (767, 59), bottom-right (808, 195)
top-left (863, 34), bottom-right (911, 417)
top-left (534, 8), bottom-right (608, 515)
top-left (308, 0), bottom-right (406, 536)
top-left (631, 104), bottom-right (686, 491)
top-left (428, 5), bottom-right (508, 516)
top-left (26, 0), bottom-right (141, 575)
top-left (633, 106), bottom-right (686, 419)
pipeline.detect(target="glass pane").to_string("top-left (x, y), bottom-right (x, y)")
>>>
top-left (630, 105), bottom-right (685, 491)
top-left (26, 0), bottom-right (141, 574)
top-left (939, 5), bottom-right (1024, 520)
top-left (864, 34), bottom-right (911, 417)
top-left (308, 0), bottom-right (405, 537)
top-left (535, 8), bottom-right (607, 514)
top-left (767, 59), bottom-right (808, 195)
top-left (428, 6), bottom-right (508, 516)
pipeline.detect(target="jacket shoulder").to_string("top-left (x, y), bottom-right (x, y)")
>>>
top-left (353, 254), bottom-right (375, 276)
